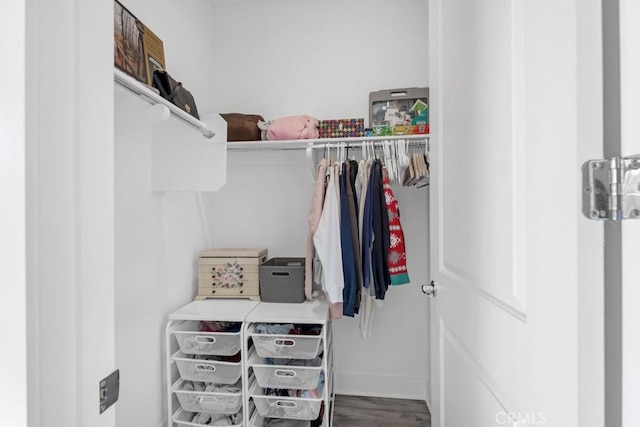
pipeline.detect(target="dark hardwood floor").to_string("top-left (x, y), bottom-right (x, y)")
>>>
top-left (332, 395), bottom-right (431, 427)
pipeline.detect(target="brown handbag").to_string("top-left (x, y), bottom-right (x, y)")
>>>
top-left (220, 113), bottom-right (265, 141)
top-left (152, 70), bottom-right (200, 119)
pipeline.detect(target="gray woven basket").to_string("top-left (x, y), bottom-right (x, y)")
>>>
top-left (259, 258), bottom-right (305, 303)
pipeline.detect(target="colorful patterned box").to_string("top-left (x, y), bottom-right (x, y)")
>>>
top-left (318, 118), bottom-right (365, 139)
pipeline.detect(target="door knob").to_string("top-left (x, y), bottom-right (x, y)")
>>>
top-left (422, 281), bottom-right (437, 297)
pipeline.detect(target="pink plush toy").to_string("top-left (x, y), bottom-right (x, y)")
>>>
top-left (258, 115), bottom-right (320, 140)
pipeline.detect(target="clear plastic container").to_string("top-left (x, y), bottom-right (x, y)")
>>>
top-left (250, 353), bottom-right (322, 390)
top-left (173, 408), bottom-right (243, 427)
top-left (172, 379), bottom-right (243, 414)
top-left (249, 324), bottom-right (322, 360)
top-left (172, 320), bottom-right (241, 356)
top-left (173, 351), bottom-right (242, 384)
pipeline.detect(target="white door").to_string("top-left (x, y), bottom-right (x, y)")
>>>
top-left (428, 1), bottom-right (604, 426)
top-left (619, 1), bottom-right (640, 424)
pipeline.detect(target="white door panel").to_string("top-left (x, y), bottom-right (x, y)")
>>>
top-left (440, 0), bottom-right (527, 315)
top-left (429, 0), bottom-right (603, 425)
top-left (442, 328), bottom-right (516, 427)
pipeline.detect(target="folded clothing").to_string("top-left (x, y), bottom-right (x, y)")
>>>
top-left (265, 371), bottom-right (325, 399)
top-left (265, 356), bottom-right (322, 367)
top-left (180, 379), bottom-right (241, 394)
top-left (254, 323), bottom-right (322, 336)
top-left (190, 409), bottom-right (243, 426)
top-left (264, 419), bottom-right (310, 427)
top-left (192, 352), bottom-right (242, 363)
top-left (199, 321), bottom-right (242, 333)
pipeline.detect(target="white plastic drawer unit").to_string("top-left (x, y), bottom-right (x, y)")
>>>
top-left (172, 320), bottom-right (242, 356)
top-left (173, 350), bottom-right (242, 384)
top-left (250, 383), bottom-right (323, 421)
top-left (249, 351), bottom-right (323, 390)
top-left (172, 379), bottom-right (243, 414)
top-left (248, 324), bottom-right (323, 360)
top-left (172, 408), bottom-right (243, 427)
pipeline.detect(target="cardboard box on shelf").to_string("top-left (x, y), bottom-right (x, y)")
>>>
top-left (140, 23), bottom-right (165, 86)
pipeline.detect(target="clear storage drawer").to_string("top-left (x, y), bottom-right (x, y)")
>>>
top-left (172, 379), bottom-right (242, 414)
top-left (172, 320), bottom-right (241, 356)
top-left (249, 324), bottom-right (322, 360)
top-left (249, 352), bottom-right (322, 390)
top-left (173, 351), bottom-right (242, 385)
top-left (173, 408), bottom-right (243, 427)
top-left (250, 384), bottom-right (322, 421)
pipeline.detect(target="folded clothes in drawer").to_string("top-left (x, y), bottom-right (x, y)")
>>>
top-left (250, 383), bottom-right (323, 421)
top-left (249, 324), bottom-right (322, 360)
top-left (173, 408), bottom-right (243, 427)
top-left (250, 411), bottom-right (312, 427)
top-left (173, 320), bottom-right (242, 356)
top-left (249, 352), bottom-right (323, 390)
top-left (173, 379), bottom-right (243, 414)
top-left (173, 350), bottom-right (242, 384)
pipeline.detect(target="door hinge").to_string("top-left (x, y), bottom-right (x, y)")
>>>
top-left (583, 155), bottom-right (640, 220)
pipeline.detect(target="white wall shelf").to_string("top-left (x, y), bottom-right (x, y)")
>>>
top-left (114, 69), bottom-right (228, 192)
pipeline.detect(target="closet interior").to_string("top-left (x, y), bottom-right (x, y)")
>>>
top-left (113, 1), bottom-right (430, 426)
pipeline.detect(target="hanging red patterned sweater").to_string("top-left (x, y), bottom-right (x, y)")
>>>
top-left (382, 167), bottom-right (410, 285)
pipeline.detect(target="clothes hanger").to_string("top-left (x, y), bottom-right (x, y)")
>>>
top-left (392, 140), bottom-right (401, 184)
top-left (403, 146), bottom-right (416, 186)
top-left (382, 140), bottom-right (393, 182)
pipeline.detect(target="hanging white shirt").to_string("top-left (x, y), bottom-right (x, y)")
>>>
top-left (313, 163), bottom-right (344, 310)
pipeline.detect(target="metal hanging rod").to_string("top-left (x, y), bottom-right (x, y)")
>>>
top-left (114, 69), bottom-right (215, 139)
top-left (226, 135), bottom-right (429, 152)
top-left (309, 137), bottom-right (429, 151)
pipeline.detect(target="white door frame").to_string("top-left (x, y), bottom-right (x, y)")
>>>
top-left (22, 0), bottom-right (116, 426)
top-left (0, 0), bottom-right (28, 425)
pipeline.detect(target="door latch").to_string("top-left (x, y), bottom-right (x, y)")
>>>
top-left (99, 369), bottom-right (120, 414)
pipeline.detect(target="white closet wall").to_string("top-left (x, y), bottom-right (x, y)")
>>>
top-left (203, 0), bottom-right (431, 400)
top-left (208, 153), bottom-right (430, 401)
top-left (115, 1), bottom-right (429, 426)
top-left (115, 2), bottom-right (220, 427)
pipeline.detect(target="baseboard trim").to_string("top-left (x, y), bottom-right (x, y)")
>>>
top-left (334, 371), bottom-right (428, 401)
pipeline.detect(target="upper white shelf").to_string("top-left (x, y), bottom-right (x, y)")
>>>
top-left (113, 69), bottom-right (228, 192)
top-left (226, 134), bottom-right (430, 152)
top-left (114, 69), bottom-right (215, 139)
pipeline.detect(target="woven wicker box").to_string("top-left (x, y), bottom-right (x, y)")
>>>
top-left (259, 258), bottom-right (305, 303)
top-left (196, 248), bottom-right (267, 301)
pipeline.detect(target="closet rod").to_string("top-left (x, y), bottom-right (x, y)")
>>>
top-left (226, 135), bottom-right (429, 152)
top-left (309, 138), bottom-right (428, 151)
top-left (114, 69), bottom-right (215, 139)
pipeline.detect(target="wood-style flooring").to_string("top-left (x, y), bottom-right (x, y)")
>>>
top-left (332, 395), bottom-right (431, 427)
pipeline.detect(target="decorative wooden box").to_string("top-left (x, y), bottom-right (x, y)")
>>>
top-left (196, 248), bottom-right (268, 301)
